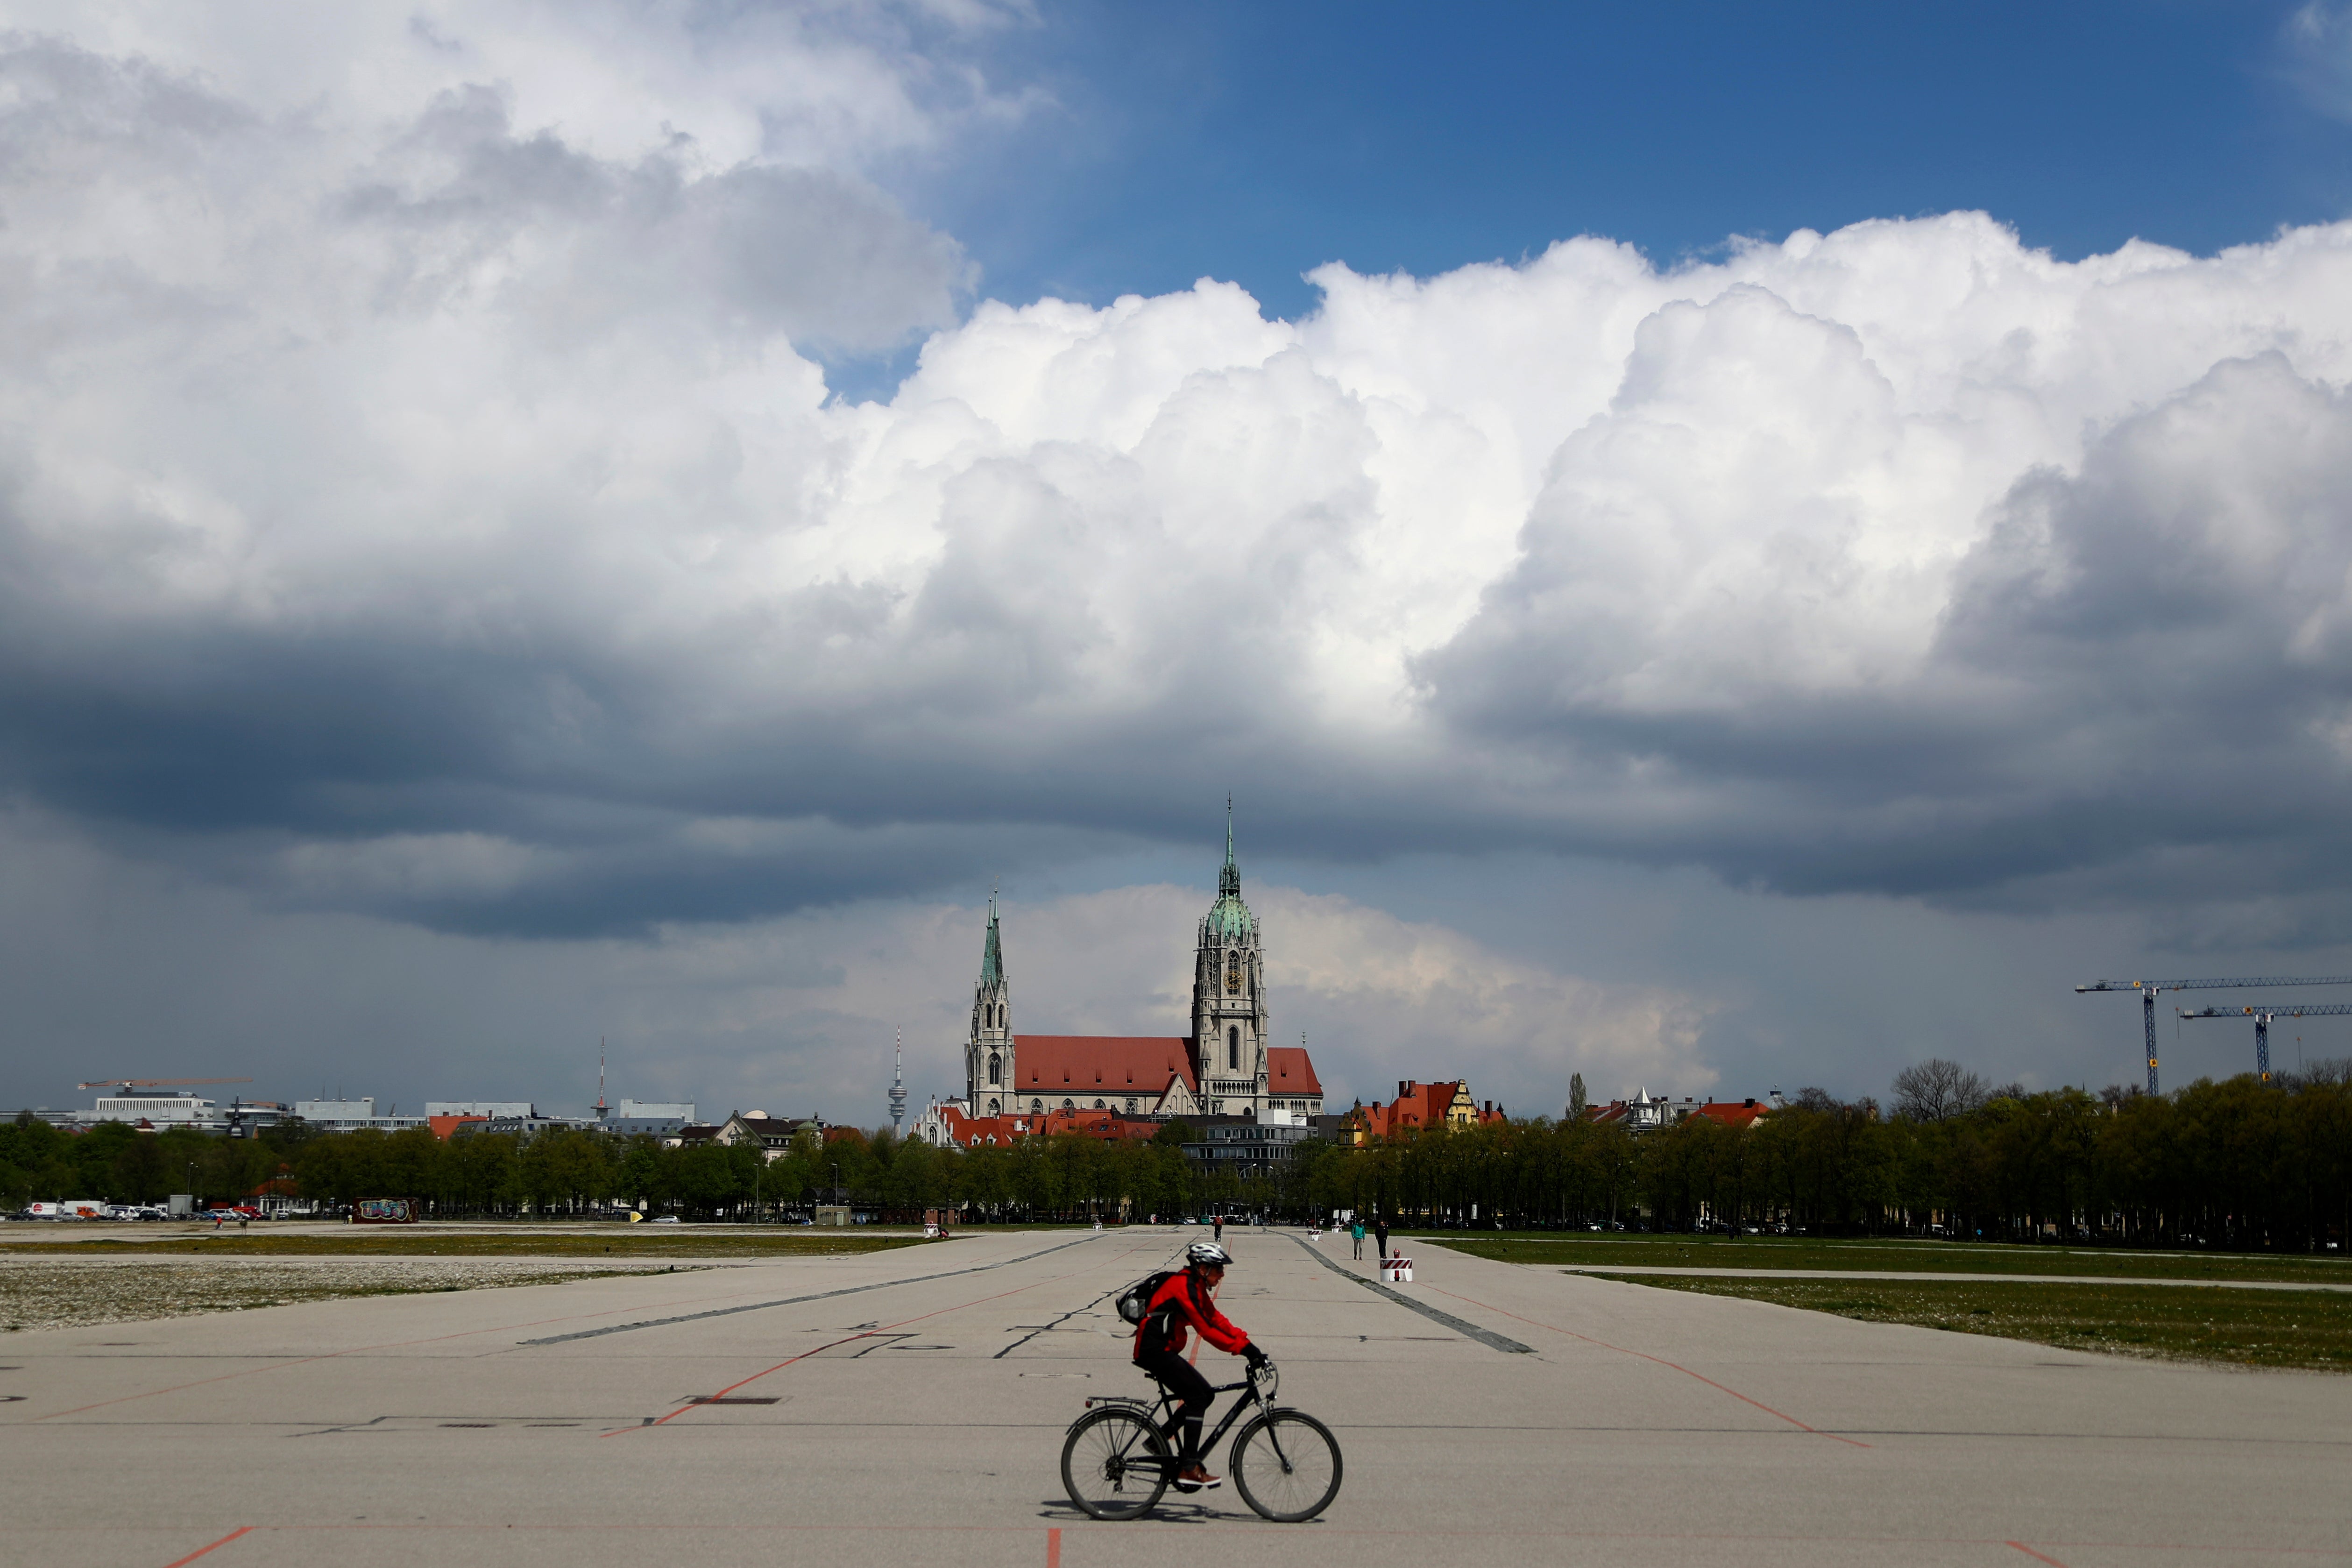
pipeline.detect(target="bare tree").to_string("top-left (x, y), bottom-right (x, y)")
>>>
top-left (1890, 1059), bottom-right (1988, 1122)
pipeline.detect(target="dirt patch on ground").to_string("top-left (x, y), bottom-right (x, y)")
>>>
top-left (0, 1257), bottom-right (698, 1332)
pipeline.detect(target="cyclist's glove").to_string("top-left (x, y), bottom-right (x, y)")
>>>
top-left (1243, 1343), bottom-right (1270, 1369)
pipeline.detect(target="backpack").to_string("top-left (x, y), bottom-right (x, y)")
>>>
top-left (1116, 1270), bottom-right (1178, 1327)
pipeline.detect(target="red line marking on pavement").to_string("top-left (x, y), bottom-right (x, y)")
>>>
top-left (160, 1526), bottom-right (251, 1567)
top-left (609, 1254), bottom-right (1122, 1435)
top-left (2008, 1545), bottom-right (2069, 1567)
top-left (1415, 1280), bottom-right (1870, 1448)
top-left (1047, 1526), bottom-right (1063, 1568)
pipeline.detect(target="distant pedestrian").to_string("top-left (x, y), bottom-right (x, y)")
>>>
top-left (1213, 1214), bottom-right (1223, 1242)
top-left (1374, 1216), bottom-right (1389, 1260)
top-left (1349, 1219), bottom-right (1365, 1260)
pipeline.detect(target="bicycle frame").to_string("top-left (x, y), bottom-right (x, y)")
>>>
top-left (1083, 1364), bottom-right (1288, 1470)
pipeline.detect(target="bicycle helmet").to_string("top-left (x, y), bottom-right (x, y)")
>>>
top-left (1186, 1241), bottom-right (1232, 1268)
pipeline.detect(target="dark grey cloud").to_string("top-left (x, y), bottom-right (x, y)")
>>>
top-left (7, 22), bottom-right (2352, 980)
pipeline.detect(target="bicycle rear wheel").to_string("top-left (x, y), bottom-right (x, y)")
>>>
top-left (1231, 1409), bottom-right (1342, 1522)
top-left (1061, 1406), bottom-right (1172, 1520)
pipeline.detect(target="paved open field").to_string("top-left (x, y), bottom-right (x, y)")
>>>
top-left (2, 1227), bottom-right (2345, 1568)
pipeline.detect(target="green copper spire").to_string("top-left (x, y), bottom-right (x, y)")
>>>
top-left (1205, 799), bottom-right (1254, 940)
top-left (981, 892), bottom-right (1003, 987)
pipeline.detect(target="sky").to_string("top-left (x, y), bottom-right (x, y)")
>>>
top-left (9, 0), bottom-right (2352, 1123)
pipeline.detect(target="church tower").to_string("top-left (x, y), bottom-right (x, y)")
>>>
top-left (1191, 803), bottom-right (1269, 1116)
top-left (965, 895), bottom-right (1013, 1116)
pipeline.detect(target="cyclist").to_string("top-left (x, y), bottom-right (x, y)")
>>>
top-left (1133, 1240), bottom-right (1269, 1492)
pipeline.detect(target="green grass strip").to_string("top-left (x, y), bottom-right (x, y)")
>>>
top-left (1424, 1235), bottom-right (2352, 1284)
top-left (1621, 1274), bottom-right (2352, 1371)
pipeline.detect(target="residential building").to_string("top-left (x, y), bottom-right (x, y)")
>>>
top-left (599, 1099), bottom-right (695, 1137)
top-left (1183, 1108), bottom-right (1317, 1173)
top-left (1582, 1088), bottom-right (1785, 1134)
top-left (1341, 1080), bottom-right (1505, 1143)
top-left (722, 1111), bottom-right (824, 1158)
top-left (668, 1111), bottom-right (824, 1154)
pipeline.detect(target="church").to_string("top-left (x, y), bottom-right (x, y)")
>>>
top-left (929, 815), bottom-right (1324, 1139)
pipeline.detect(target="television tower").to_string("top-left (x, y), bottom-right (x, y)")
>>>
top-left (889, 1027), bottom-right (907, 1132)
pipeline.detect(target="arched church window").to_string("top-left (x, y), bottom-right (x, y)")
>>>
top-left (1093, 1099), bottom-right (1105, 1110)
top-left (1228, 1024), bottom-right (1240, 1070)
top-left (987, 1052), bottom-right (1000, 1086)
top-left (1063, 1098), bottom-right (1075, 1110)
top-left (987, 1098), bottom-right (999, 1115)
top-left (1126, 1098), bottom-right (1138, 1113)
top-left (1031, 1099), bottom-right (1043, 1115)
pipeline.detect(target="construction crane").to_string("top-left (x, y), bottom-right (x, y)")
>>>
top-left (2175, 1003), bottom-right (2352, 1084)
top-left (2076, 977), bottom-right (2352, 1095)
top-left (76, 1076), bottom-right (254, 1090)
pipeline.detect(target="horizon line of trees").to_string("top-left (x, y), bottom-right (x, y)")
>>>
top-left (1287, 1061), bottom-right (2352, 1250)
top-left (0, 1113), bottom-right (1224, 1223)
top-left (7, 1061), bottom-right (2348, 1250)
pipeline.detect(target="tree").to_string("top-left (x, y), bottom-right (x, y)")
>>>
top-left (1892, 1059), bottom-right (1989, 1123)
top-left (1568, 1073), bottom-right (1587, 1118)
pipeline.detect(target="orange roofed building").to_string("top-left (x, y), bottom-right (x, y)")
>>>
top-left (1583, 1088), bottom-right (1784, 1134)
top-left (918, 810), bottom-right (1325, 1148)
top-left (1342, 1080), bottom-right (1506, 1144)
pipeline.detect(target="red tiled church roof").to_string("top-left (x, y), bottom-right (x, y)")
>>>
top-left (1266, 1047), bottom-right (1321, 1095)
top-left (1014, 1035), bottom-right (1198, 1096)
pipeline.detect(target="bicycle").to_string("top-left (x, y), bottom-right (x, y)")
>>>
top-left (1059, 1361), bottom-right (1343, 1522)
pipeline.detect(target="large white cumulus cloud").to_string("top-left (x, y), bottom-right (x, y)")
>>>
top-left (6, 8), bottom-right (2352, 952)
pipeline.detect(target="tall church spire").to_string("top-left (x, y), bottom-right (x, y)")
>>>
top-left (967, 893), bottom-right (1012, 1116)
top-left (1220, 796), bottom-right (1240, 897)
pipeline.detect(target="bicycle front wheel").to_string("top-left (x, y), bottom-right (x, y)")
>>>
top-left (1231, 1409), bottom-right (1343, 1522)
top-left (1061, 1406), bottom-right (1171, 1521)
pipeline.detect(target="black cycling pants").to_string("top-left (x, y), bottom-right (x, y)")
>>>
top-left (1136, 1349), bottom-right (1213, 1462)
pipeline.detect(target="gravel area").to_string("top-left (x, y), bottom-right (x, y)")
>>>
top-left (0, 1257), bottom-right (701, 1333)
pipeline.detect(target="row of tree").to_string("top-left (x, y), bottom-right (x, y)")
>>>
top-left (8, 1062), bottom-right (2349, 1248)
top-left (1282, 1065), bottom-right (2352, 1249)
top-left (0, 1112), bottom-right (1225, 1223)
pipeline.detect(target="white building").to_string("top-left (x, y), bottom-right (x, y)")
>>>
top-left (292, 1098), bottom-right (426, 1133)
top-left (92, 1093), bottom-right (223, 1129)
top-left (425, 1101), bottom-right (536, 1118)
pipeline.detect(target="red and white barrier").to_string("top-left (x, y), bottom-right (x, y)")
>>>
top-left (1382, 1256), bottom-right (1413, 1283)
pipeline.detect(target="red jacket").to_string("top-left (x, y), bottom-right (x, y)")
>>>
top-left (1133, 1268), bottom-right (1252, 1360)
